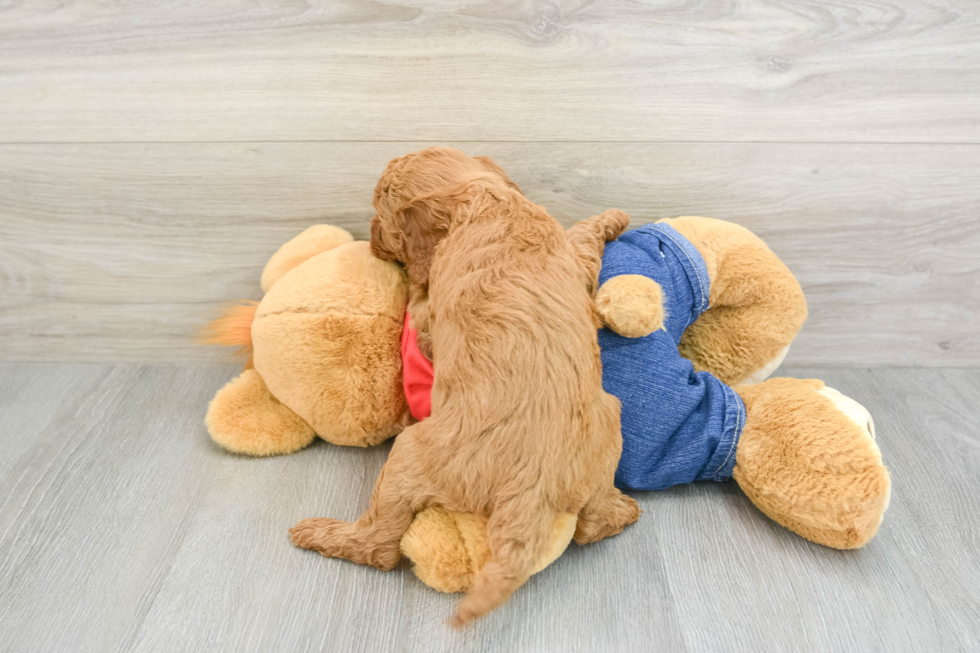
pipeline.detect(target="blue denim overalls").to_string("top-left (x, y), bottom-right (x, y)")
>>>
top-left (599, 223), bottom-right (746, 491)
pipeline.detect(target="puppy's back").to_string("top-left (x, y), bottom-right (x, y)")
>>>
top-left (426, 190), bottom-right (614, 477)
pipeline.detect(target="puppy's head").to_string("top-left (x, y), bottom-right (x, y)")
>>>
top-left (370, 147), bottom-right (521, 287)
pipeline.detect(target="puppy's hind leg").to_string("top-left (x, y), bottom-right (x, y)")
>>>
top-left (566, 209), bottom-right (631, 295)
top-left (290, 423), bottom-right (431, 570)
top-left (573, 487), bottom-right (640, 545)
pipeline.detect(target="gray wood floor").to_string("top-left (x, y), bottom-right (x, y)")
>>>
top-left (0, 363), bottom-right (977, 652)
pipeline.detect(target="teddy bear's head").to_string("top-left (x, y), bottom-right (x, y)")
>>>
top-left (252, 240), bottom-right (414, 447)
top-left (206, 226), bottom-right (416, 454)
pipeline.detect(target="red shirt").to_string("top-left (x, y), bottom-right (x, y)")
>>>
top-left (400, 312), bottom-right (434, 421)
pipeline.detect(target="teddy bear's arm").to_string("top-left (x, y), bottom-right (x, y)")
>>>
top-left (400, 507), bottom-right (578, 593)
top-left (207, 369), bottom-right (316, 456)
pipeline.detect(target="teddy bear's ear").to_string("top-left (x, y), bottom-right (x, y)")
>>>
top-left (261, 225), bottom-right (354, 292)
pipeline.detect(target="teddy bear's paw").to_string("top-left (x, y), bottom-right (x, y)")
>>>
top-left (596, 275), bottom-right (664, 338)
top-left (401, 508), bottom-right (484, 593)
top-left (206, 370), bottom-right (316, 456)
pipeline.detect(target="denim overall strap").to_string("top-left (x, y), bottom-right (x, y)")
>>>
top-left (641, 222), bottom-right (710, 320)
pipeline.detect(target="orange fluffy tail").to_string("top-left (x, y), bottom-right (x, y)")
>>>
top-left (198, 301), bottom-right (258, 359)
top-left (451, 498), bottom-right (554, 627)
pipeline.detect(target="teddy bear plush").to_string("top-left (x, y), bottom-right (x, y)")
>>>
top-left (204, 216), bottom-right (890, 593)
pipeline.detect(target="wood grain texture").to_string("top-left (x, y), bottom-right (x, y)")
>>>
top-left (1, 142), bottom-right (977, 365)
top-left (0, 364), bottom-right (977, 652)
top-left (0, 0), bottom-right (978, 143)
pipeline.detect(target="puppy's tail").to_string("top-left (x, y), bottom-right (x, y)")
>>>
top-left (197, 301), bottom-right (258, 359)
top-left (451, 496), bottom-right (556, 627)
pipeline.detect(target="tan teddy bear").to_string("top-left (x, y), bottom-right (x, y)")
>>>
top-left (204, 218), bottom-right (889, 592)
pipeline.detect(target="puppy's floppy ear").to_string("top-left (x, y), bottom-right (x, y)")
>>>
top-left (370, 214), bottom-right (399, 262)
top-left (397, 191), bottom-right (456, 288)
top-left (474, 156), bottom-right (523, 194)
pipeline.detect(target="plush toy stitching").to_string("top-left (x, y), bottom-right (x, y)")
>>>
top-left (650, 224), bottom-right (709, 314)
top-left (711, 384), bottom-right (743, 478)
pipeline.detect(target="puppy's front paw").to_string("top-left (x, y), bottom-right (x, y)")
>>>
top-left (289, 517), bottom-right (341, 553)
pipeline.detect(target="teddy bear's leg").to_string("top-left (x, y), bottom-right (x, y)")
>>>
top-left (399, 508), bottom-right (579, 593)
top-left (679, 305), bottom-right (800, 388)
top-left (663, 217), bottom-right (807, 387)
top-left (733, 378), bottom-right (890, 549)
top-left (206, 369), bottom-right (316, 456)
top-left (260, 224), bottom-right (354, 292)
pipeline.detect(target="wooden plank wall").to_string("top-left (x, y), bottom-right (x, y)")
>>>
top-left (0, 1), bottom-right (978, 365)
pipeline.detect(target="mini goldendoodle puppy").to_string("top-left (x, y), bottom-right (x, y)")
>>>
top-left (290, 147), bottom-right (639, 625)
